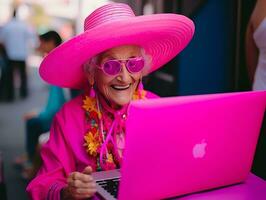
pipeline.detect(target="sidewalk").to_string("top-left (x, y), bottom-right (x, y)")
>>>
top-left (0, 66), bottom-right (48, 200)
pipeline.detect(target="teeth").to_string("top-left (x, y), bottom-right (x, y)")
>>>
top-left (112, 84), bottom-right (130, 90)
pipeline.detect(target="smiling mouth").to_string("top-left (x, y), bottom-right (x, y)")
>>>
top-left (111, 84), bottom-right (131, 90)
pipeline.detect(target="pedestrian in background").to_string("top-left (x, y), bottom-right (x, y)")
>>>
top-left (0, 8), bottom-right (36, 101)
top-left (245, 0), bottom-right (266, 179)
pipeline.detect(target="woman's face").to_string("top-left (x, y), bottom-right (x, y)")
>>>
top-left (93, 45), bottom-right (143, 108)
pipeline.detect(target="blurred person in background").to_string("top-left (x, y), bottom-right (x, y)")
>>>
top-left (246, 0), bottom-right (266, 91)
top-left (26, 3), bottom-right (194, 200)
top-left (14, 30), bottom-right (66, 180)
top-left (245, 0), bottom-right (266, 180)
top-left (0, 8), bottom-right (35, 101)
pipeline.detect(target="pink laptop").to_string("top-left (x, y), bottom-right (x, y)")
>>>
top-left (92, 91), bottom-right (266, 200)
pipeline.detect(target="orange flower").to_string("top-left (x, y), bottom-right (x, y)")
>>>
top-left (84, 132), bottom-right (101, 156)
top-left (82, 96), bottom-right (97, 112)
top-left (133, 90), bottom-right (147, 100)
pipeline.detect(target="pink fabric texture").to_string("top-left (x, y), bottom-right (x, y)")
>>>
top-left (39, 3), bottom-right (195, 89)
top-left (26, 91), bottom-right (158, 199)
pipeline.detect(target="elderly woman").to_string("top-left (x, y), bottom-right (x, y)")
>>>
top-left (26, 3), bottom-right (194, 200)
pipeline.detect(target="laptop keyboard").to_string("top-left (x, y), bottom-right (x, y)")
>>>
top-left (97, 178), bottom-right (120, 198)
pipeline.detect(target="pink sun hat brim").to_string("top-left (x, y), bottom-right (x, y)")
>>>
top-left (39, 3), bottom-right (195, 89)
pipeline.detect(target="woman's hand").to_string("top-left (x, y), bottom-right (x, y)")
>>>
top-left (61, 166), bottom-right (97, 199)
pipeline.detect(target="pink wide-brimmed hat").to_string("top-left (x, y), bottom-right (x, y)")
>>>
top-left (40, 3), bottom-right (195, 89)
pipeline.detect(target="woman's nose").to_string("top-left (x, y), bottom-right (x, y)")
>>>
top-left (117, 64), bottom-right (131, 82)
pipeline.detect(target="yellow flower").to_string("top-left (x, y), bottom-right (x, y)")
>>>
top-left (106, 153), bottom-right (114, 163)
top-left (82, 96), bottom-right (97, 112)
top-left (84, 132), bottom-right (101, 156)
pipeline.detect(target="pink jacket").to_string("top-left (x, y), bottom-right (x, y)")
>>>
top-left (27, 92), bottom-right (158, 199)
top-left (26, 95), bottom-right (97, 199)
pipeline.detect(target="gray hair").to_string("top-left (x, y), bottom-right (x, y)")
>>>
top-left (83, 47), bottom-right (152, 76)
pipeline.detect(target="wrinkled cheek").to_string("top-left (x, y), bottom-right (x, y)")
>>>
top-left (132, 82), bottom-right (139, 93)
top-left (101, 86), bottom-right (111, 100)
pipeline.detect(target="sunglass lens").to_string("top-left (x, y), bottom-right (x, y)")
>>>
top-left (127, 58), bottom-right (144, 73)
top-left (103, 60), bottom-right (121, 75)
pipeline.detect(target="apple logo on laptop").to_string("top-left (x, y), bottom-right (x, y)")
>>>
top-left (193, 139), bottom-right (207, 158)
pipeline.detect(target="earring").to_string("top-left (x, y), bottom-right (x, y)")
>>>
top-left (89, 78), bottom-right (95, 98)
top-left (138, 79), bottom-right (144, 99)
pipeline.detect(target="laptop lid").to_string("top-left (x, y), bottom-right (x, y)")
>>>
top-left (118, 91), bottom-right (266, 200)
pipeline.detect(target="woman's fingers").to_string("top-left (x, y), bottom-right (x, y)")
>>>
top-left (65, 167), bottom-right (97, 199)
top-left (68, 179), bottom-right (97, 189)
top-left (69, 171), bottom-right (94, 183)
top-left (75, 187), bottom-right (97, 195)
top-left (68, 183), bottom-right (97, 199)
top-left (83, 166), bottom-right (93, 174)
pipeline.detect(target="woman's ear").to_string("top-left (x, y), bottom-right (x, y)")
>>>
top-left (84, 63), bottom-right (95, 85)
